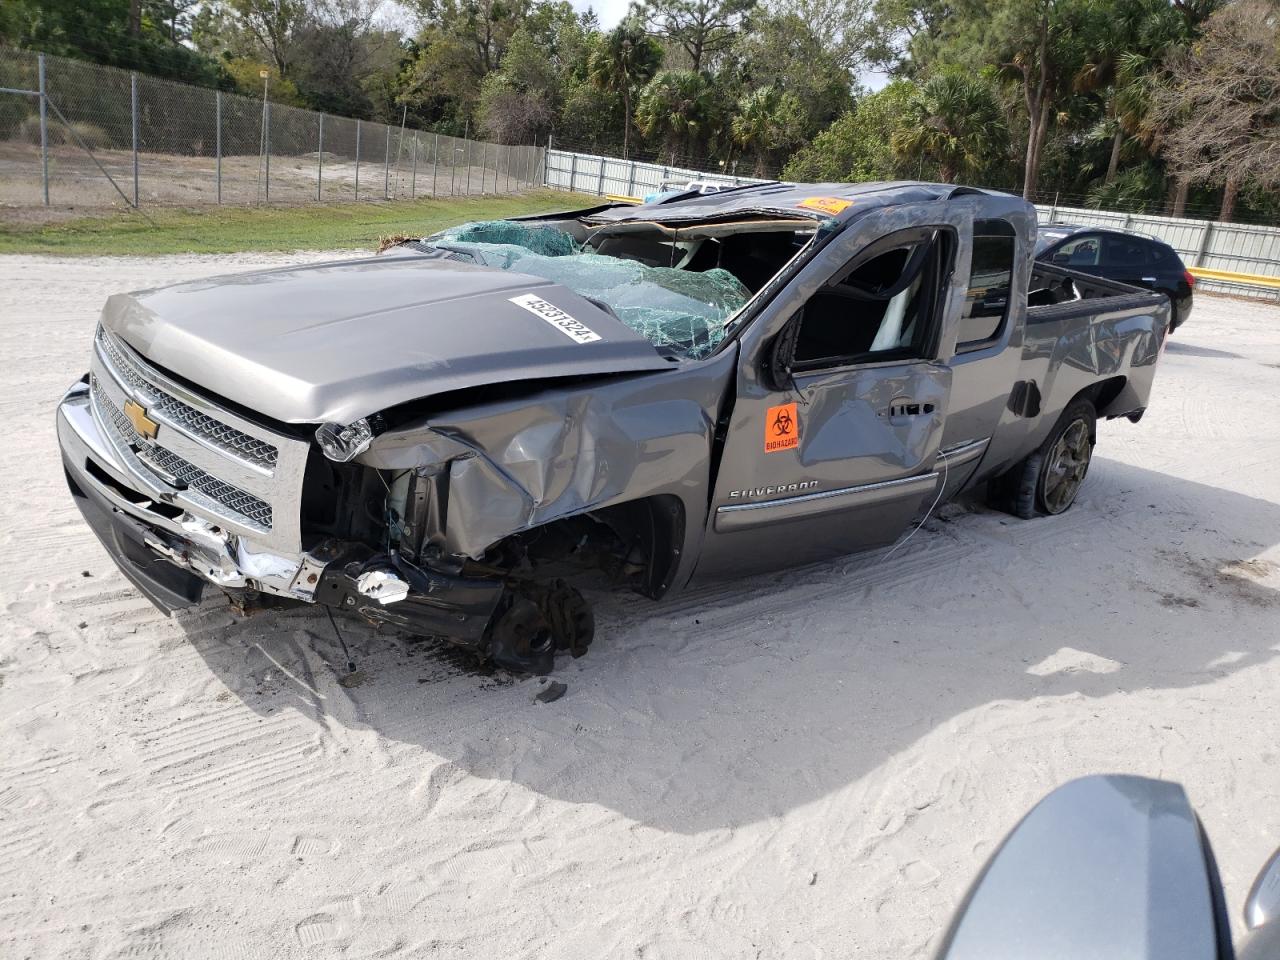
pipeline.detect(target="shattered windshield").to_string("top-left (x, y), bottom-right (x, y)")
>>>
top-left (420, 221), bottom-right (756, 359)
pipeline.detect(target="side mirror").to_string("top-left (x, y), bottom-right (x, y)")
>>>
top-left (937, 775), bottom-right (1232, 960)
top-left (1245, 847), bottom-right (1280, 929)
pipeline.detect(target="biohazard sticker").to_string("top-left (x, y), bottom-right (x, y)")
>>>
top-left (765, 402), bottom-right (799, 452)
top-left (797, 196), bottom-right (852, 216)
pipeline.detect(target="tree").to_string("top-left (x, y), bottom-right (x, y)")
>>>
top-left (288, 0), bottom-right (407, 118)
top-left (990, 0), bottom-right (1099, 199)
top-left (783, 80), bottom-right (918, 180)
top-left (731, 86), bottom-right (805, 174)
top-left (636, 69), bottom-right (715, 162)
top-left (226, 0), bottom-right (309, 76)
top-left (588, 20), bottom-right (663, 158)
top-left (891, 69), bottom-right (1005, 182)
top-left (477, 26), bottom-right (560, 141)
top-left (635, 0), bottom-right (755, 73)
top-left (1149, 0), bottom-right (1280, 221)
top-left (726, 12), bottom-right (856, 138)
top-left (1, 0), bottom-right (227, 84)
top-left (767, 0), bottom-right (879, 73)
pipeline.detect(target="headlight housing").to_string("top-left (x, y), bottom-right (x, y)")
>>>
top-left (315, 418), bottom-right (374, 462)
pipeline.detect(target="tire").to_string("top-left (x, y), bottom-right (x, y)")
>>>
top-left (987, 399), bottom-right (1096, 519)
top-left (1161, 290), bottom-right (1179, 333)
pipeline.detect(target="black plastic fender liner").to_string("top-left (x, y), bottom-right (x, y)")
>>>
top-left (313, 553), bottom-right (504, 647)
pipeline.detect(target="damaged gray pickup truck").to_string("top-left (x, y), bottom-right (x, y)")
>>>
top-left (57, 182), bottom-right (1169, 673)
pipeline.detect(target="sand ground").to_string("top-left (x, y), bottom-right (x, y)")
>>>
top-left (1, 253), bottom-right (1278, 959)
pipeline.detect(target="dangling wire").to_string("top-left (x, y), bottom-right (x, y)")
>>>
top-left (882, 446), bottom-right (951, 563)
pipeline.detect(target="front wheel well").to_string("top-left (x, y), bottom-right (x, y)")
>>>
top-left (482, 495), bottom-right (686, 600)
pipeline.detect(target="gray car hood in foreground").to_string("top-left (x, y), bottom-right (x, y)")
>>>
top-left (101, 252), bottom-right (673, 424)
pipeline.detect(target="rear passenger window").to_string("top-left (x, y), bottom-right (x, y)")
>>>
top-left (957, 219), bottom-right (1016, 350)
top-left (1104, 235), bottom-right (1151, 267)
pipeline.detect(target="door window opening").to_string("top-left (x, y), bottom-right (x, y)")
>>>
top-left (791, 228), bottom-right (951, 370)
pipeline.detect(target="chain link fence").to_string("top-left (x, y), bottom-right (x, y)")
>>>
top-left (0, 45), bottom-right (545, 210)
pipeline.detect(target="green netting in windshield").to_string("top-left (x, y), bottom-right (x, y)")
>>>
top-left (423, 223), bottom-right (747, 359)
top-left (430, 220), bottom-right (582, 257)
top-left (419, 225), bottom-right (747, 360)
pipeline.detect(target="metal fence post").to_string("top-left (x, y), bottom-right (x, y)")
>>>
top-left (481, 142), bottom-right (488, 193)
top-left (596, 157), bottom-right (605, 196)
top-left (317, 113), bottom-right (324, 201)
top-left (569, 154), bottom-right (577, 192)
top-left (354, 120), bottom-right (361, 200)
top-left (130, 71), bottom-right (139, 206)
top-left (215, 91), bottom-right (222, 204)
top-left (37, 53), bottom-right (48, 205)
top-left (384, 125), bottom-right (390, 199)
top-left (450, 138), bottom-right (456, 196)
top-left (410, 132), bottom-right (418, 198)
top-left (466, 141), bottom-right (473, 195)
top-left (546, 136), bottom-right (553, 188)
top-left (432, 133), bottom-right (439, 198)
top-left (1195, 221), bottom-right (1215, 267)
top-left (264, 102), bottom-right (272, 201)
top-left (628, 161), bottom-right (636, 196)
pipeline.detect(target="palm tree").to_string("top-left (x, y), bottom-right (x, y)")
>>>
top-left (588, 20), bottom-right (663, 160)
top-left (891, 71), bottom-right (1005, 184)
top-left (636, 70), bottom-right (714, 164)
top-left (732, 87), bottom-right (804, 176)
top-left (1075, 0), bottom-right (1220, 210)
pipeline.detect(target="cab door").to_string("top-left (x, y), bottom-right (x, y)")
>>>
top-left (695, 202), bottom-right (972, 579)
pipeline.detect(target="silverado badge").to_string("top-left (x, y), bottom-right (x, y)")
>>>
top-left (123, 399), bottom-right (159, 441)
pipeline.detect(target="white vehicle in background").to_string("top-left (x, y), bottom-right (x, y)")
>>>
top-left (642, 179), bottom-right (732, 203)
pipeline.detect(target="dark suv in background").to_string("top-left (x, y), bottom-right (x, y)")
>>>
top-left (1035, 224), bottom-right (1195, 331)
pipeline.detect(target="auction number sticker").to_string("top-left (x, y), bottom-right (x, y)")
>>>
top-left (509, 293), bottom-right (602, 344)
top-left (796, 196), bottom-right (852, 216)
top-left (765, 402), bottom-right (800, 452)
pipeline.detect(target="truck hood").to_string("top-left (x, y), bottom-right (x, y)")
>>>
top-left (100, 252), bottom-right (673, 425)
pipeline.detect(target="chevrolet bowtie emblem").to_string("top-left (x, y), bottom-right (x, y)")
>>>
top-left (123, 399), bottom-right (159, 440)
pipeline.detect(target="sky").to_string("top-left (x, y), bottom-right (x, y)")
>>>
top-left (571, 0), bottom-right (633, 27)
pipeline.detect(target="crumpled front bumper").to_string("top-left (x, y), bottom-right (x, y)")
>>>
top-left (57, 377), bottom-right (321, 613)
top-left (57, 378), bottom-right (503, 643)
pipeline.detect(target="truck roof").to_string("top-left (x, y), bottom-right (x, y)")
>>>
top-left (584, 181), bottom-right (1024, 228)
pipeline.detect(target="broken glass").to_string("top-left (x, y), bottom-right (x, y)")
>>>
top-left (423, 222), bottom-right (749, 359)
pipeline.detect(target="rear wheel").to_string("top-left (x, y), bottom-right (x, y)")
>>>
top-left (988, 399), bottom-right (1096, 519)
top-left (1038, 409), bottom-right (1094, 514)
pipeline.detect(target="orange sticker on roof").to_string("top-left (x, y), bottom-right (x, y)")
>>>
top-left (796, 196), bottom-right (852, 216)
top-left (765, 403), bottom-right (799, 453)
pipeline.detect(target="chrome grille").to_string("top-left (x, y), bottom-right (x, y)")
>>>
top-left (88, 325), bottom-right (309, 552)
top-left (92, 381), bottom-right (272, 530)
top-left (96, 328), bottom-right (278, 469)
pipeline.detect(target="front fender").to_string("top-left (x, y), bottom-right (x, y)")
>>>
top-left (360, 353), bottom-right (737, 581)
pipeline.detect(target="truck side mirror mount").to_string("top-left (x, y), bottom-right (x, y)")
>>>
top-left (762, 312), bottom-right (803, 392)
